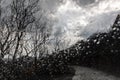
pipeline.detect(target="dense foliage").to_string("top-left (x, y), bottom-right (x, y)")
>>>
top-left (0, 55), bottom-right (72, 80)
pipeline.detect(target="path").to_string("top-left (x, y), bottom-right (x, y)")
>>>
top-left (72, 66), bottom-right (120, 80)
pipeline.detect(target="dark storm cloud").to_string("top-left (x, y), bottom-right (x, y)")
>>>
top-left (73, 0), bottom-right (96, 6)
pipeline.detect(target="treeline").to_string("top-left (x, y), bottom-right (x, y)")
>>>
top-left (0, 0), bottom-right (72, 80)
top-left (0, 55), bottom-right (72, 80)
top-left (55, 14), bottom-right (120, 72)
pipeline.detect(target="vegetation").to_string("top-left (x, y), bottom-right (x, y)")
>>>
top-left (0, 0), bottom-right (120, 79)
top-left (55, 14), bottom-right (120, 74)
top-left (0, 0), bottom-right (72, 80)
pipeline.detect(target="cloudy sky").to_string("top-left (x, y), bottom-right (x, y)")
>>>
top-left (2, 0), bottom-right (120, 46)
top-left (41, 0), bottom-right (120, 45)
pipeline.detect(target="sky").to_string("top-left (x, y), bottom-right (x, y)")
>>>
top-left (42, 0), bottom-right (120, 46)
top-left (2, 0), bottom-right (120, 49)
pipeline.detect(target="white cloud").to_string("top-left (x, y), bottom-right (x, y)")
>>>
top-left (49, 0), bottom-right (120, 45)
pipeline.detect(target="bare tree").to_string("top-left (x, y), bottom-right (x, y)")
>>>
top-left (27, 17), bottom-right (52, 68)
top-left (52, 36), bottom-right (71, 54)
top-left (0, 0), bottom-right (14, 59)
top-left (8, 0), bottom-right (40, 61)
top-left (0, 0), bottom-right (52, 62)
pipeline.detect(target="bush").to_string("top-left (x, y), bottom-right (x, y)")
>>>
top-left (0, 54), bottom-right (71, 80)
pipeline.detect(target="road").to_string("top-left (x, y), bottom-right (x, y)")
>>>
top-left (55, 66), bottom-right (120, 80)
top-left (72, 66), bottom-right (120, 80)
